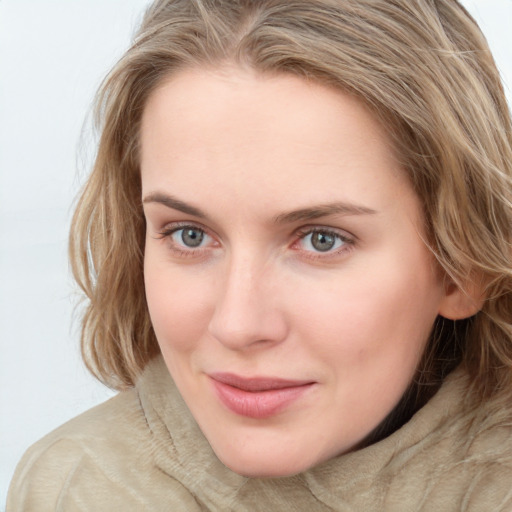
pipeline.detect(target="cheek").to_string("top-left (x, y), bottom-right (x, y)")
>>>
top-left (287, 254), bottom-right (442, 368)
top-left (144, 251), bottom-right (214, 353)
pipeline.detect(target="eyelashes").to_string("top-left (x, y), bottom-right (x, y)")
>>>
top-left (154, 223), bottom-right (355, 260)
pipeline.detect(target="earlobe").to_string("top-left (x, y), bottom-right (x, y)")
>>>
top-left (438, 277), bottom-right (486, 320)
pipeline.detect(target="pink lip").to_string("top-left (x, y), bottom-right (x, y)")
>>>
top-left (209, 373), bottom-right (315, 419)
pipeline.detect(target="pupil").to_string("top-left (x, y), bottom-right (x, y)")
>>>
top-left (182, 228), bottom-right (204, 247)
top-left (312, 232), bottom-right (335, 252)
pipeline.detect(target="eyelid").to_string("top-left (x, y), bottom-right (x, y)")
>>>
top-left (155, 220), bottom-right (214, 239)
top-left (295, 224), bottom-right (356, 242)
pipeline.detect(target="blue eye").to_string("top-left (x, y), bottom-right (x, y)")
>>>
top-left (171, 227), bottom-right (207, 248)
top-left (299, 230), bottom-right (347, 252)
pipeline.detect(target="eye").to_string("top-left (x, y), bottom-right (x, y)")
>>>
top-left (296, 228), bottom-right (353, 254)
top-left (172, 226), bottom-right (207, 248)
top-left (154, 223), bottom-right (217, 256)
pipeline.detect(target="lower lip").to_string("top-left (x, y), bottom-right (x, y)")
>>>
top-left (211, 380), bottom-right (314, 419)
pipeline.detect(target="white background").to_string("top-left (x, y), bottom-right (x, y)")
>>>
top-left (1, 0), bottom-right (511, 507)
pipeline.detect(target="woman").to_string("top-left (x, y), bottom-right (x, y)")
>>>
top-left (8, 0), bottom-right (512, 510)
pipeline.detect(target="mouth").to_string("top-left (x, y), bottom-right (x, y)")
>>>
top-left (209, 373), bottom-right (315, 419)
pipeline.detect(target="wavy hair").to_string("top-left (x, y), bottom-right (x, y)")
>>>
top-left (70, 0), bottom-right (512, 424)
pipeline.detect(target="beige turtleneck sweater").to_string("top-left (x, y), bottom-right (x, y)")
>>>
top-left (7, 356), bottom-right (512, 511)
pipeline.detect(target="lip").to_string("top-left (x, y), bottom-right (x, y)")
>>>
top-left (209, 373), bottom-right (315, 419)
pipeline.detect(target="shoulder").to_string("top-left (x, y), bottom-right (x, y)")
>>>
top-left (7, 390), bottom-right (141, 511)
top-left (386, 373), bottom-right (512, 511)
top-left (6, 388), bottom-right (202, 512)
top-left (420, 417), bottom-right (512, 511)
top-left (10, 388), bottom-right (145, 469)
top-left (452, 399), bottom-right (512, 510)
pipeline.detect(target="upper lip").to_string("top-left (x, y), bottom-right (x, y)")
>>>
top-left (209, 372), bottom-right (315, 392)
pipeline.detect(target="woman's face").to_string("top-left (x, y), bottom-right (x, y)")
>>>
top-left (141, 67), bottom-right (450, 477)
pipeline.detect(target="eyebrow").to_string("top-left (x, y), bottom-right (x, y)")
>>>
top-left (143, 192), bottom-right (207, 218)
top-left (143, 191), bottom-right (378, 223)
top-left (273, 203), bottom-right (378, 224)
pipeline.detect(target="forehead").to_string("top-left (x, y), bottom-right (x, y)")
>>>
top-left (141, 67), bottom-right (392, 155)
top-left (139, 66), bottom-right (413, 217)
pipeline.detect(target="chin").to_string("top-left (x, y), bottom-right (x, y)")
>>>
top-left (222, 458), bottom-right (305, 478)
top-left (214, 444), bottom-right (325, 478)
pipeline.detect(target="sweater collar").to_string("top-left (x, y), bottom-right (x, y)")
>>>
top-left (136, 355), bottom-right (468, 508)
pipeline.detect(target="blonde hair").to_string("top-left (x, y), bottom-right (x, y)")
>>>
top-left (71, 0), bottom-right (512, 413)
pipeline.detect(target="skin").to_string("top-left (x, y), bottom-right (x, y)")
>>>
top-left (140, 66), bottom-right (464, 477)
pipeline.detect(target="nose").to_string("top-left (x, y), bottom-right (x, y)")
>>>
top-left (207, 252), bottom-right (289, 351)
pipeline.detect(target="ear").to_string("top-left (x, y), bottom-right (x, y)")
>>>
top-left (438, 275), bottom-right (486, 320)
